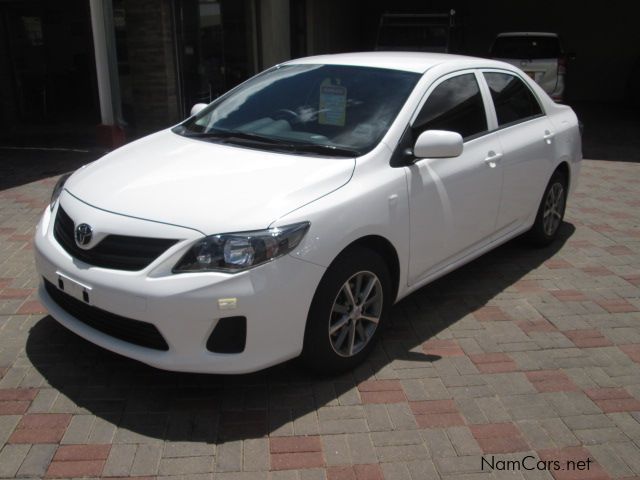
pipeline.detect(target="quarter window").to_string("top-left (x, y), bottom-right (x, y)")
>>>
top-left (484, 72), bottom-right (543, 126)
top-left (413, 73), bottom-right (487, 140)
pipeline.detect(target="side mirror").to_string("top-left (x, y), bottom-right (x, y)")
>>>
top-left (413, 130), bottom-right (463, 159)
top-left (190, 103), bottom-right (208, 117)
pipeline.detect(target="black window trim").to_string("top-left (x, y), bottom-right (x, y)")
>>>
top-left (408, 68), bottom-right (493, 144)
top-left (479, 68), bottom-right (547, 131)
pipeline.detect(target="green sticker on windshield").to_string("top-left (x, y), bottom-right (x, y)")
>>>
top-left (319, 79), bottom-right (347, 126)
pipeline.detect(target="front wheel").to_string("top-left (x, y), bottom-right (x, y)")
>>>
top-left (526, 170), bottom-right (568, 246)
top-left (301, 248), bottom-right (392, 374)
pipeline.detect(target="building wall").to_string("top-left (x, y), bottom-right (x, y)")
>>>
top-left (123, 0), bottom-right (179, 133)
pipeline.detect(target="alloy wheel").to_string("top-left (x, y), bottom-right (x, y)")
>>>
top-left (328, 271), bottom-right (383, 357)
top-left (542, 182), bottom-right (565, 236)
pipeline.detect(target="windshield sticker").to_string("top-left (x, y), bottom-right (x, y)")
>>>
top-left (319, 79), bottom-right (347, 126)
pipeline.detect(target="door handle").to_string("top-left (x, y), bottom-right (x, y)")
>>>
top-left (484, 151), bottom-right (503, 168)
top-left (543, 130), bottom-right (555, 144)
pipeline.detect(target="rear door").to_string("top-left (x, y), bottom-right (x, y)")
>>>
top-left (480, 70), bottom-right (555, 233)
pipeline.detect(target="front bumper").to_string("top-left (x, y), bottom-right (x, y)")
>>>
top-left (35, 193), bottom-right (325, 374)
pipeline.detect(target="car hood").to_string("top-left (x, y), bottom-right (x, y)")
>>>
top-left (66, 130), bottom-right (355, 234)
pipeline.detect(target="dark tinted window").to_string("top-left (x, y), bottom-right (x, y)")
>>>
top-left (484, 73), bottom-right (543, 126)
top-left (414, 73), bottom-right (487, 140)
top-left (491, 36), bottom-right (561, 59)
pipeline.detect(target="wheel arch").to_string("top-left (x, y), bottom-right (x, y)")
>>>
top-left (555, 160), bottom-right (570, 186)
top-left (338, 235), bottom-right (401, 303)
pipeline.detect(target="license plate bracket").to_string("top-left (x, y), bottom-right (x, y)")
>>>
top-left (56, 272), bottom-right (92, 304)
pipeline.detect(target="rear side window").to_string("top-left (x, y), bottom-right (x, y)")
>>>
top-left (414, 73), bottom-right (487, 140)
top-left (484, 72), bottom-right (543, 126)
top-left (491, 36), bottom-right (561, 59)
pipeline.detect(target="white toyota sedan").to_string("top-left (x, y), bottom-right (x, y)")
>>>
top-left (35, 52), bottom-right (581, 374)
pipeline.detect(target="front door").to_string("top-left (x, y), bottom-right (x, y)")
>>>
top-left (406, 71), bottom-right (503, 284)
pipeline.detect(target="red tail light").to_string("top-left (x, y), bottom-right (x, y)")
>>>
top-left (558, 55), bottom-right (567, 75)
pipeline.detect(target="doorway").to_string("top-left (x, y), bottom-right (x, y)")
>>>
top-left (172, 0), bottom-right (257, 117)
top-left (0, 0), bottom-right (99, 144)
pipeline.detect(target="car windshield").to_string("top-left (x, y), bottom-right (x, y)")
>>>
top-left (491, 36), bottom-right (561, 59)
top-left (174, 64), bottom-right (420, 157)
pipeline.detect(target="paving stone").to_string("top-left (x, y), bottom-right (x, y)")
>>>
top-left (516, 420), bottom-right (555, 450)
top-left (447, 426), bottom-right (482, 455)
top-left (375, 443), bottom-right (429, 462)
top-left (322, 434), bottom-right (350, 465)
top-left (573, 426), bottom-right (629, 445)
top-left (586, 443), bottom-right (635, 478)
top-left (537, 419), bottom-right (581, 447)
top-left (346, 433), bottom-right (377, 464)
top-left (421, 428), bottom-right (456, 458)
top-left (16, 443), bottom-right (57, 477)
top-left (158, 455), bottom-right (214, 476)
top-left (0, 414), bottom-right (20, 448)
top-left (243, 438), bottom-right (269, 471)
top-left (103, 443), bottom-right (137, 477)
top-left (130, 443), bottom-right (163, 476)
top-left (362, 404), bottom-right (393, 431)
top-left (380, 462), bottom-right (412, 480)
top-left (60, 414), bottom-right (94, 444)
top-left (0, 444), bottom-right (30, 477)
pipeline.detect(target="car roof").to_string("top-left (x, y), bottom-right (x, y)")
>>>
top-left (282, 51), bottom-right (510, 74)
top-left (496, 32), bottom-right (559, 38)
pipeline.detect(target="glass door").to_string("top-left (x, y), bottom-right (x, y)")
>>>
top-left (173, 0), bottom-right (256, 117)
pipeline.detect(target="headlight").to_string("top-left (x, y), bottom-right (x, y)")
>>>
top-left (50, 173), bottom-right (72, 210)
top-left (173, 222), bottom-right (310, 273)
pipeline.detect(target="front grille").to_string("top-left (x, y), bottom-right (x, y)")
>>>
top-left (44, 278), bottom-right (169, 351)
top-left (53, 207), bottom-right (178, 271)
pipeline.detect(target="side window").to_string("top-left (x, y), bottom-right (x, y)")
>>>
top-left (413, 73), bottom-right (488, 140)
top-left (484, 72), bottom-right (543, 126)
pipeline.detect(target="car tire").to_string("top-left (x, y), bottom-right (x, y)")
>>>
top-left (301, 247), bottom-right (392, 374)
top-left (526, 169), bottom-right (568, 247)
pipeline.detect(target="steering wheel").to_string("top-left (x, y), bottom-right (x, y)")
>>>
top-left (272, 109), bottom-right (300, 123)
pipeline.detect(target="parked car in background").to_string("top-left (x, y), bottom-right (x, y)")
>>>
top-left (490, 32), bottom-right (569, 102)
top-left (35, 52), bottom-right (581, 374)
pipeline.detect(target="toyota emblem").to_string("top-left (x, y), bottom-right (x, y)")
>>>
top-left (75, 223), bottom-right (93, 247)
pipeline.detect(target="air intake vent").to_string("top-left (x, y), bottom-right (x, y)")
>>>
top-left (44, 278), bottom-right (169, 351)
top-left (207, 317), bottom-right (247, 353)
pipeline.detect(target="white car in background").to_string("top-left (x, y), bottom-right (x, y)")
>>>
top-left (35, 52), bottom-right (582, 374)
top-left (490, 32), bottom-right (569, 102)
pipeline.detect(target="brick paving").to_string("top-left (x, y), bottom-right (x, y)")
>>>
top-left (0, 156), bottom-right (639, 479)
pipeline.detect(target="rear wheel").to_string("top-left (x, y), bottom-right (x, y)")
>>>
top-left (526, 170), bottom-right (568, 246)
top-left (301, 247), bottom-right (391, 374)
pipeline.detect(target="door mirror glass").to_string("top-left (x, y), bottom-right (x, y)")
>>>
top-left (190, 103), bottom-right (208, 117)
top-left (413, 130), bottom-right (463, 159)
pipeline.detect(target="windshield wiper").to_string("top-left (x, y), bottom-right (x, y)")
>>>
top-left (178, 128), bottom-right (282, 145)
top-left (284, 143), bottom-right (361, 157)
top-left (176, 127), bottom-right (360, 157)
